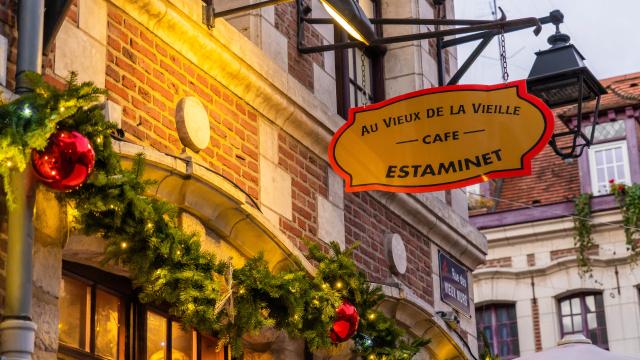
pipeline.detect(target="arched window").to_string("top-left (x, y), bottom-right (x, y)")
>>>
top-left (558, 292), bottom-right (608, 349)
top-left (476, 303), bottom-right (519, 359)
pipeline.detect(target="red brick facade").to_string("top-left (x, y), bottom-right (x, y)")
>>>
top-left (103, 6), bottom-right (260, 199)
top-left (344, 192), bottom-right (434, 304)
top-left (0, 0), bottom-right (444, 346)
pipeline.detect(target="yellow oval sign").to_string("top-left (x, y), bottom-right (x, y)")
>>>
top-left (328, 80), bottom-right (554, 192)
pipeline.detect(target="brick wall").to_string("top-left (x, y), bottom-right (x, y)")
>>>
top-left (103, 6), bottom-right (260, 199)
top-left (550, 245), bottom-right (599, 261)
top-left (344, 192), bottom-right (434, 304)
top-left (274, 0), bottom-right (324, 91)
top-left (276, 130), bottom-right (328, 251)
top-left (478, 256), bottom-right (512, 269)
top-left (276, 129), bottom-right (434, 304)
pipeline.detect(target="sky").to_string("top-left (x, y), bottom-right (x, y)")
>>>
top-left (453, 0), bottom-right (640, 85)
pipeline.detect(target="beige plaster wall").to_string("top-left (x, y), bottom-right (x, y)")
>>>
top-left (474, 210), bottom-right (640, 357)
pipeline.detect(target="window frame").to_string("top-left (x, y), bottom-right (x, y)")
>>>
top-left (335, 0), bottom-right (385, 118)
top-left (476, 303), bottom-right (520, 359)
top-left (588, 140), bottom-right (631, 195)
top-left (557, 292), bottom-right (608, 349)
top-left (59, 261), bottom-right (226, 360)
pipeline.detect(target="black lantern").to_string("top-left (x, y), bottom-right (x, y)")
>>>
top-left (527, 11), bottom-right (607, 159)
top-left (319, 0), bottom-right (376, 45)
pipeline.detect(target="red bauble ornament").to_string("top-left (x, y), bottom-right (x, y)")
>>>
top-left (329, 300), bottom-right (359, 343)
top-left (31, 130), bottom-right (95, 191)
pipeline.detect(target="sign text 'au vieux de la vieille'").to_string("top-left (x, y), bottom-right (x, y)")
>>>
top-left (328, 80), bottom-right (555, 192)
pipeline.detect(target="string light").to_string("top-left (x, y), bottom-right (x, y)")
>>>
top-left (334, 280), bottom-right (344, 289)
top-left (120, 242), bottom-right (128, 249)
top-left (367, 312), bottom-right (377, 321)
top-left (22, 105), bottom-right (31, 117)
top-left (6, 161), bottom-right (12, 168)
top-left (95, 136), bottom-right (103, 144)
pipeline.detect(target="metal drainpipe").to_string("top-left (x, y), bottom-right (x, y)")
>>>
top-left (0, 0), bottom-right (45, 359)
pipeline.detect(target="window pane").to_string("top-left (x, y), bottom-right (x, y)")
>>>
top-left (587, 313), bottom-right (597, 330)
top-left (95, 290), bottom-right (124, 359)
top-left (496, 307), bottom-right (508, 322)
top-left (562, 316), bottom-right (572, 333)
top-left (201, 336), bottom-right (225, 360)
top-left (616, 164), bottom-right (626, 181)
top-left (481, 309), bottom-right (492, 324)
top-left (605, 150), bottom-right (613, 164)
top-left (573, 315), bottom-right (583, 332)
top-left (147, 311), bottom-right (167, 360)
top-left (597, 167), bottom-right (606, 183)
top-left (585, 295), bottom-right (596, 313)
top-left (614, 147), bottom-right (623, 162)
top-left (59, 276), bottom-right (90, 351)
top-left (595, 151), bottom-right (604, 165)
top-left (498, 324), bottom-right (508, 340)
top-left (172, 323), bottom-right (194, 360)
top-left (571, 298), bottom-right (582, 314)
top-left (560, 300), bottom-right (570, 315)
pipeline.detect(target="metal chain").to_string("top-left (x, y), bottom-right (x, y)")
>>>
top-left (499, 28), bottom-right (509, 82)
top-left (360, 51), bottom-right (368, 106)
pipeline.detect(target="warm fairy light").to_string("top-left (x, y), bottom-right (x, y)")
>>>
top-left (367, 312), bottom-right (377, 321)
top-left (146, 222), bottom-right (153, 229)
top-left (322, 283), bottom-right (329, 290)
top-left (238, 288), bottom-right (246, 295)
top-left (335, 280), bottom-right (344, 289)
top-left (6, 161), bottom-right (12, 168)
top-left (95, 136), bottom-right (103, 144)
top-left (320, 0), bottom-right (369, 45)
top-left (120, 242), bottom-right (128, 249)
top-left (176, 250), bottom-right (181, 256)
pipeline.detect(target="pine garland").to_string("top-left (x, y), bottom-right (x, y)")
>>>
top-left (0, 73), bottom-right (428, 358)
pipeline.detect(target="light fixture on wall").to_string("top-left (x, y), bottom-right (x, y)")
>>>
top-left (527, 12), bottom-right (607, 159)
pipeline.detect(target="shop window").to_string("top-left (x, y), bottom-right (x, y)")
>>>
top-left (58, 262), bottom-right (224, 360)
top-left (335, 0), bottom-right (384, 118)
top-left (476, 304), bottom-right (519, 359)
top-left (588, 140), bottom-right (631, 195)
top-left (58, 274), bottom-right (127, 359)
top-left (558, 293), bottom-right (608, 349)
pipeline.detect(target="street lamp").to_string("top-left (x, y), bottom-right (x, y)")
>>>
top-left (527, 12), bottom-right (607, 159)
top-left (318, 0), bottom-right (376, 45)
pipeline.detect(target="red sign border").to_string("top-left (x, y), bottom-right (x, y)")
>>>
top-left (328, 80), bottom-right (555, 193)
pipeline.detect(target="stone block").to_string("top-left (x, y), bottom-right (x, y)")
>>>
top-left (259, 121), bottom-right (279, 163)
top-left (385, 74), bottom-right (422, 99)
top-left (34, 189), bottom-right (66, 246)
top-left (32, 288), bottom-right (59, 354)
top-left (55, 21), bottom-right (106, 87)
top-left (327, 168), bottom-right (344, 208)
top-left (104, 100), bottom-right (122, 128)
top-left (33, 242), bottom-right (63, 298)
top-left (317, 196), bottom-right (345, 249)
top-left (450, 188), bottom-right (469, 219)
top-left (179, 211), bottom-right (205, 241)
top-left (261, 6), bottom-right (275, 24)
top-left (261, 18), bottom-right (288, 71)
top-left (261, 206), bottom-right (281, 228)
top-left (79, 0), bottom-right (107, 44)
top-left (260, 159), bottom-right (293, 220)
top-left (385, 45), bottom-right (419, 79)
top-left (313, 63), bottom-right (337, 114)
